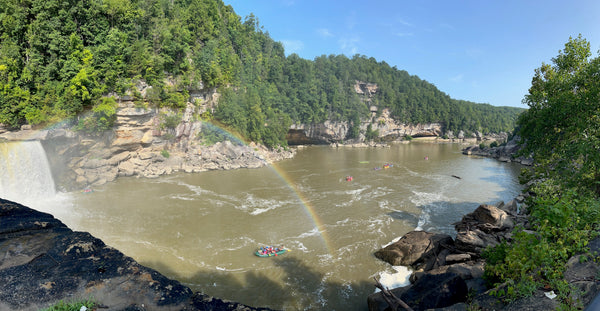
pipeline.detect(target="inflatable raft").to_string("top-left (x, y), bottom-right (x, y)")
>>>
top-left (255, 248), bottom-right (290, 257)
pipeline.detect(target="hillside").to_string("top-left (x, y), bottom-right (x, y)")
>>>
top-left (0, 0), bottom-right (524, 147)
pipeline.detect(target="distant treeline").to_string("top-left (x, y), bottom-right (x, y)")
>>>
top-left (0, 0), bottom-right (524, 147)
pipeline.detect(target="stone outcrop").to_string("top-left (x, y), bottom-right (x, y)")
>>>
top-left (0, 198), bottom-right (270, 311)
top-left (374, 231), bottom-right (454, 271)
top-left (462, 135), bottom-right (534, 166)
top-left (454, 203), bottom-right (515, 254)
top-left (354, 80), bottom-right (378, 97)
top-left (287, 109), bottom-right (448, 145)
top-left (369, 197), bottom-right (600, 311)
top-left (0, 100), bottom-right (295, 190)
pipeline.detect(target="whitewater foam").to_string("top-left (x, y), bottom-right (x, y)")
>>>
top-left (375, 265), bottom-right (412, 292)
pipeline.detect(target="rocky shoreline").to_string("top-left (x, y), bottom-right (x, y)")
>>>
top-left (0, 198), bottom-right (272, 311)
top-left (461, 135), bottom-right (533, 166)
top-left (368, 195), bottom-right (600, 311)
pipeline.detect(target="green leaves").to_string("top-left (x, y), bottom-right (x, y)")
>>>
top-left (518, 35), bottom-right (600, 193)
top-left (484, 35), bottom-right (600, 308)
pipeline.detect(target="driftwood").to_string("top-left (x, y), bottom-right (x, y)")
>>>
top-left (373, 277), bottom-right (415, 311)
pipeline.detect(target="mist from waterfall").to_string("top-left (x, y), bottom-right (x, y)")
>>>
top-left (0, 141), bottom-right (56, 206)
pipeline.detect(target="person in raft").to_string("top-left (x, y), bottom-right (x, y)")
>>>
top-left (259, 245), bottom-right (285, 255)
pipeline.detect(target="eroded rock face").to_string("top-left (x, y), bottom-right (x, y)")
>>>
top-left (454, 204), bottom-right (514, 254)
top-left (462, 135), bottom-right (533, 166)
top-left (287, 109), bottom-right (446, 144)
top-left (373, 231), bottom-right (454, 270)
top-left (0, 199), bottom-right (269, 311)
top-left (26, 101), bottom-right (296, 190)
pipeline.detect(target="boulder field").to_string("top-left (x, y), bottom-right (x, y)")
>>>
top-left (368, 197), bottom-right (600, 311)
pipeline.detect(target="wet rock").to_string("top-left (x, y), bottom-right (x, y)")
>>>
top-left (368, 272), bottom-right (468, 311)
top-left (374, 231), bottom-right (453, 270)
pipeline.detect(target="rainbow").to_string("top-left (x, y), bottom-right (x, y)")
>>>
top-left (269, 162), bottom-right (335, 255)
top-left (199, 122), bottom-right (335, 254)
top-left (1, 121), bottom-right (336, 254)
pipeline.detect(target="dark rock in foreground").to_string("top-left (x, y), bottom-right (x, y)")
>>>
top-left (374, 231), bottom-right (453, 270)
top-left (369, 198), bottom-right (600, 311)
top-left (368, 272), bottom-right (468, 311)
top-left (0, 198), bottom-right (269, 311)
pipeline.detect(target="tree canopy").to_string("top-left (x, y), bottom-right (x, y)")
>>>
top-left (483, 35), bottom-right (600, 308)
top-left (517, 34), bottom-right (600, 192)
top-left (0, 0), bottom-right (523, 147)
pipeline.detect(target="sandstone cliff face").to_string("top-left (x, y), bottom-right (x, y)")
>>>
top-left (287, 108), bottom-right (445, 145)
top-left (1, 98), bottom-right (294, 190)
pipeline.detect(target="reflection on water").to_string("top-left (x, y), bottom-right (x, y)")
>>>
top-left (40, 143), bottom-right (522, 310)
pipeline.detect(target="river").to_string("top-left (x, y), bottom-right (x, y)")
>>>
top-left (30, 142), bottom-right (522, 310)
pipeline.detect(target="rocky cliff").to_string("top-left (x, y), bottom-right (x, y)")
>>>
top-left (0, 98), bottom-right (295, 190)
top-left (0, 198), bottom-right (270, 311)
top-left (287, 109), bottom-right (447, 145)
top-left (462, 135), bottom-right (534, 166)
top-left (286, 81), bottom-right (512, 145)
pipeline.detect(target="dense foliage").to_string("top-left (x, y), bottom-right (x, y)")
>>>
top-left (0, 0), bottom-right (523, 147)
top-left (483, 35), bottom-right (600, 309)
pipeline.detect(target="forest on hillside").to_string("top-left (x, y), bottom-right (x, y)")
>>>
top-left (0, 0), bottom-right (524, 147)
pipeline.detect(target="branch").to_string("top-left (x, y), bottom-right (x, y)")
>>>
top-left (373, 277), bottom-right (415, 311)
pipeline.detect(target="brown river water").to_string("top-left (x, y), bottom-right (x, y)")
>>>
top-left (9, 142), bottom-right (523, 310)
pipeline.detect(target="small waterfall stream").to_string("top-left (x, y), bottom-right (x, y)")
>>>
top-left (0, 141), bottom-right (56, 205)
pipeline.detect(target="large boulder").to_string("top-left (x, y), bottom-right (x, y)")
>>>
top-left (454, 204), bottom-right (514, 253)
top-left (368, 272), bottom-right (468, 311)
top-left (374, 231), bottom-right (454, 271)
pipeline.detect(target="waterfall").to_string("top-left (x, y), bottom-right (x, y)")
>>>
top-left (0, 141), bottom-right (56, 205)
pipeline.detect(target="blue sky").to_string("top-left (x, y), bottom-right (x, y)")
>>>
top-left (222, 0), bottom-right (600, 108)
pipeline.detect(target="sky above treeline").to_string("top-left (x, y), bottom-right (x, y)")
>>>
top-left (223, 0), bottom-right (600, 108)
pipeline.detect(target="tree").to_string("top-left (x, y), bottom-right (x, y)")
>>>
top-left (517, 35), bottom-right (600, 193)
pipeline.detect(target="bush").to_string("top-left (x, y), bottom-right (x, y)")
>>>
top-left (40, 298), bottom-right (96, 311)
top-left (161, 149), bottom-right (170, 158)
top-left (484, 186), bottom-right (600, 305)
top-left (76, 96), bottom-right (118, 133)
top-left (404, 135), bottom-right (413, 141)
top-left (490, 141), bottom-right (499, 148)
top-left (161, 112), bottom-right (182, 130)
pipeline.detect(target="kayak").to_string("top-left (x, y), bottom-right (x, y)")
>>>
top-left (255, 249), bottom-right (290, 257)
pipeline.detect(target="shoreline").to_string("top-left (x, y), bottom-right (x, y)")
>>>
top-left (0, 123), bottom-right (508, 193)
top-left (1, 137), bottom-right (536, 310)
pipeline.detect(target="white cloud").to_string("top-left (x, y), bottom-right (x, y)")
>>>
top-left (281, 40), bottom-right (304, 54)
top-left (450, 74), bottom-right (464, 83)
top-left (397, 18), bottom-right (414, 27)
top-left (395, 32), bottom-right (414, 37)
top-left (339, 36), bottom-right (360, 55)
top-left (317, 28), bottom-right (334, 38)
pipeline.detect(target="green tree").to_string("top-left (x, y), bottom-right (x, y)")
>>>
top-left (517, 34), bottom-right (600, 193)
